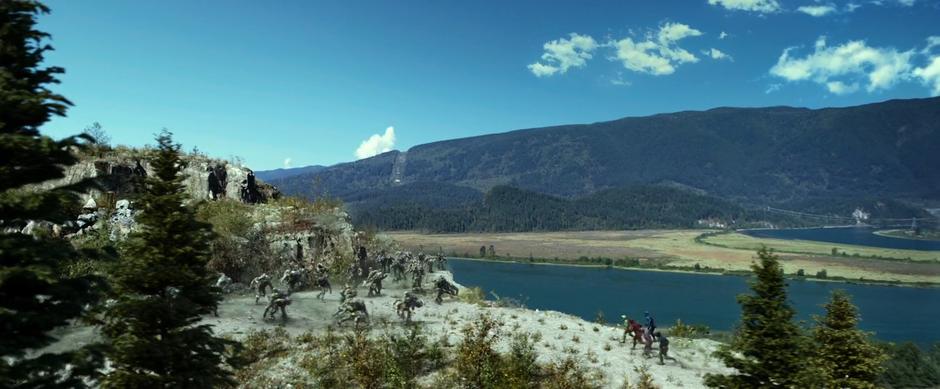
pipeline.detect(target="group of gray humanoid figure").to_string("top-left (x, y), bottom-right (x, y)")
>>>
top-left (223, 247), bottom-right (457, 325)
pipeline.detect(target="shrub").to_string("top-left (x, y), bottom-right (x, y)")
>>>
top-left (459, 286), bottom-right (486, 305)
top-left (504, 332), bottom-right (542, 389)
top-left (542, 357), bottom-right (602, 389)
top-left (453, 314), bottom-right (503, 388)
top-left (669, 319), bottom-right (710, 339)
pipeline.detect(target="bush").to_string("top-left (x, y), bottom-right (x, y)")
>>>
top-left (459, 286), bottom-right (486, 305)
top-left (383, 325), bottom-right (446, 388)
top-left (621, 364), bottom-right (660, 389)
top-left (504, 332), bottom-right (542, 389)
top-left (453, 315), bottom-right (504, 388)
top-left (235, 328), bottom-right (292, 383)
top-left (816, 269), bottom-right (828, 279)
top-left (542, 357), bottom-right (603, 389)
top-left (668, 319), bottom-right (710, 339)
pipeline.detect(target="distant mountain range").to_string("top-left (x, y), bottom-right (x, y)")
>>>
top-left (255, 165), bottom-right (326, 182)
top-left (270, 97), bottom-right (940, 231)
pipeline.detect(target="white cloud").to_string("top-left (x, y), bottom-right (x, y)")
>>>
top-left (897, 0), bottom-right (915, 6)
top-left (528, 33), bottom-right (599, 77)
top-left (913, 56), bottom-right (940, 95)
top-left (797, 4), bottom-right (837, 16)
top-left (283, 158), bottom-right (292, 168)
top-left (657, 22), bottom-right (702, 42)
top-left (845, 2), bottom-right (862, 12)
top-left (770, 36), bottom-right (914, 94)
top-left (765, 83), bottom-right (782, 94)
top-left (707, 48), bottom-right (732, 60)
top-left (610, 72), bottom-right (631, 86)
top-left (719, 31), bottom-right (729, 40)
top-left (707, 0), bottom-right (781, 13)
top-left (826, 81), bottom-right (860, 94)
top-left (609, 22), bottom-right (703, 76)
top-left (922, 36), bottom-right (940, 54)
top-left (355, 126), bottom-right (396, 159)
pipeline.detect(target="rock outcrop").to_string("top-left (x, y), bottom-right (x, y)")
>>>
top-left (33, 150), bottom-right (280, 206)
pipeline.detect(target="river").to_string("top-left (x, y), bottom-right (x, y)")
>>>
top-left (447, 258), bottom-right (940, 345)
top-left (742, 227), bottom-right (940, 251)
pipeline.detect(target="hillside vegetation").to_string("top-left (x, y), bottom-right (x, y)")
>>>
top-left (350, 184), bottom-right (928, 233)
top-left (273, 97), bottom-right (940, 204)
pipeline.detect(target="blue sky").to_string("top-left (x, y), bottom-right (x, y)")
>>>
top-left (40, 0), bottom-right (940, 170)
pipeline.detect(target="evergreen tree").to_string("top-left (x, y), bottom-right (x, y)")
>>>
top-left (879, 342), bottom-right (940, 388)
top-left (813, 290), bottom-right (885, 388)
top-left (0, 1), bottom-right (106, 386)
top-left (704, 247), bottom-right (808, 388)
top-left (102, 131), bottom-right (238, 388)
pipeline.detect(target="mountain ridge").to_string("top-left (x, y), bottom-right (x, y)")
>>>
top-left (272, 96), bottom-right (940, 215)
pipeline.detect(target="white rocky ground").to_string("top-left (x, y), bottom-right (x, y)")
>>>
top-left (213, 271), bottom-right (732, 388)
top-left (42, 270), bottom-right (732, 388)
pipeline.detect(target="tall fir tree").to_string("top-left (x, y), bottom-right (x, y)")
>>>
top-left (102, 131), bottom-right (238, 388)
top-left (812, 290), bottom-right (886, 389)
top-left (0, 1), bottom-right (106, 387)
top-left (704, 247), bottom-right (809, 388)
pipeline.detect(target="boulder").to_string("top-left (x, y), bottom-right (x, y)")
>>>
top-left (82, 197), bottom-right (98, 210)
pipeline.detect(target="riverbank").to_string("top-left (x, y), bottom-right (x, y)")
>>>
top-left (874, 229), bottom-right (940, 242)
top-left (390, 230), bottom-right (940, 286)
top-left (706, 231), bottom-right (940, 261)
top-left (448, 255), bottom-right (940, 288)
top-left (446, 259), bottom-right (940, 346)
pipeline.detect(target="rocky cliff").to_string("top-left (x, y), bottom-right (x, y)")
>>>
top-left (34, 148), bottom-right (279, 206)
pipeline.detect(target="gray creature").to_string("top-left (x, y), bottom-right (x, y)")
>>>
top-left (340, 283), bottom-right (357, 303)
top-left (391, 256), bottom-right (406, 281)
top-left (215, 273), bottom-right (233, 293)
top-left (334, 299), bottom-right (369, 327)
top-left (281, 268), bottom-right (307, 293)
top-left (263, 289), bottom-right (291, 320)
top-left (411, 265), bottom-right (425, 291)
top-left (364, 270), bottom-right (387, 297)
top-left (433, 276), bottom-right (459, 304)
top-left (250, 273), bottom-right (273, 304)
top-left (395, 292), bottom-right (423, 322)
top-left (315, 273), bottom-right (332, 300)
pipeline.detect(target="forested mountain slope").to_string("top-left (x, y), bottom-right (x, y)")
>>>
top-left (275, 97), bottom-right (940, 204)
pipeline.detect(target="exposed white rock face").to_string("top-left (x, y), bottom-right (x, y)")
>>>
top-left (31, 152), bottom-right (278, 206)
top-left (109, 199), bottom-right (136, 241)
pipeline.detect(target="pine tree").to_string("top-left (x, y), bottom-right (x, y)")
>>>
top-left (101, 131), bottom-right (238, 388)
top-left (0, 1), bottom-right (106, 386)
top-left (704, 247), bottom-right (808, 388)
top-left (812, 290), bottom-right (885, 389)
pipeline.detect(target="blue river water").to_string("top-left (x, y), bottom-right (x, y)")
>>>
top-left (742, 227), bottom-right (940, 251)
top-left (447, 258), bottom-right (940, 345)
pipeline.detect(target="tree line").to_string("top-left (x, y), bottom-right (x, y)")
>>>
top-left (1, 2), bottom-right (237, 386)
top-left (352, 185), bottom-right (796, 232)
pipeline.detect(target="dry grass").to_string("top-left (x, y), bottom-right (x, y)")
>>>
top-left (703, 232), bottom-right (940, 262)
top-left (389, 230), bottom-right (940, 284)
